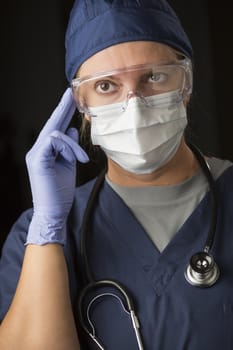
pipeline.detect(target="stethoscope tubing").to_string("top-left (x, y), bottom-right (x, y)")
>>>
top-left (80, 168), bottom-right (106, 284)
top-left (188, 143), bottom-right (218, 253)
top-left (78, 280), bottom-right (144, 349)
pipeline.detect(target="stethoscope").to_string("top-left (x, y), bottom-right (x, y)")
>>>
top-left (76, 143), bottom-right (220, 350)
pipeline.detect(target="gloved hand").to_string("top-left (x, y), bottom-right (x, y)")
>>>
top-left (25, 88), bottom-right (89, 245)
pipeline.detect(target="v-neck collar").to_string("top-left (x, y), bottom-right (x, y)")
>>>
top-left (99, 180), bottom-right (212, 295)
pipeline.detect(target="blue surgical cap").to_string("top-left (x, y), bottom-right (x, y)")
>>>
top-left (65, 0), bottom-right (193, 82)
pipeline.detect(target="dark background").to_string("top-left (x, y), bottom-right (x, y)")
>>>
top-left (0, 0), bottom-right (232, 251)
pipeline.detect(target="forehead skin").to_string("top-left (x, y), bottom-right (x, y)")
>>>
top-left (77, 41), bottom-right (178, 78)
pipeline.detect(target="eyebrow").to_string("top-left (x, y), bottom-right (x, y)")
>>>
top-left (77, 60), bottom-right (181, 82)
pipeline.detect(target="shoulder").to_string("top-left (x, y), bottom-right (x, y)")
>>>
top-left (206, 156), bottom-right (233, 180)
top-left (0, 207), bottom-right (33, 269)
top-left (208, 157), bottom-right (233, 213)
top-left (0, 208), bottom-right (33, 321)
top-left (1, 208), bottom-right (33, 252)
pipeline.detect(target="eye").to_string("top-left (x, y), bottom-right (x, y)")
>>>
top-left (95, 80), bottom-right (119, 94)
top-left (149, 72), bottom-right (168, 84)
top-left (140, 71), bottom-right (168, 87)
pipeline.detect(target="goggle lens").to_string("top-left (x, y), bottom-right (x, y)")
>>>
top-left (71, 59), bottom-right (192, 115)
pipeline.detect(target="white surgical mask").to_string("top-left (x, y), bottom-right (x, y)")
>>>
top-left (89, 90), bottom-right (187, 174)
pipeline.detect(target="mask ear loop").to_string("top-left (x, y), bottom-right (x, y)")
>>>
top-left (183, 60), bottom-right (193, 97)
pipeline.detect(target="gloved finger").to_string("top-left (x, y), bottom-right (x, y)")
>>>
top-left (51, 130), bottom-right (89, 163)
top-left (50, 136), bottom-right (78, 164)
top-left (66, 127), bottom-right (78, 143)
top-left (35, 88), bottom-right (76, 145)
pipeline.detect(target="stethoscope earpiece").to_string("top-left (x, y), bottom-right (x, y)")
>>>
top-left (184, 252), bottom-right (220, 287)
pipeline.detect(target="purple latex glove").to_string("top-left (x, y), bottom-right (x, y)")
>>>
top-left (25, 88), bottom-right (89, 245)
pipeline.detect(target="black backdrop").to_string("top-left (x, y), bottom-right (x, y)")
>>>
top-left (0, 0), bottom-right (232, 250)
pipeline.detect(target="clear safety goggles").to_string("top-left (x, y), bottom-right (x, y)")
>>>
top-left (71, 58), bottom-right (192, 116)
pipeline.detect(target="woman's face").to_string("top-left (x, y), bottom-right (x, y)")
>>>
top-left (75, 42), bottom-right (193, 186)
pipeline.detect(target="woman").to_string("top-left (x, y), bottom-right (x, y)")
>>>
top-left (1, 1), bottom-right (233, 349)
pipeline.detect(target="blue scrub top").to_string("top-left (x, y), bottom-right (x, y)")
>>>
top-left (1, 166), bottom-right (233, 349)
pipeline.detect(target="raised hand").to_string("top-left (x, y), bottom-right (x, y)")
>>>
top-left (25, 88), bottom-right (89, 245)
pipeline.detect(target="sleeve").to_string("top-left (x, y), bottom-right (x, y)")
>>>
top-left (0, 208), bottom-right (33, 321)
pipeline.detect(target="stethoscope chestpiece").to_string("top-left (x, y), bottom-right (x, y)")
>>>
top-left (184, 252), bottom-right (220, 288)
